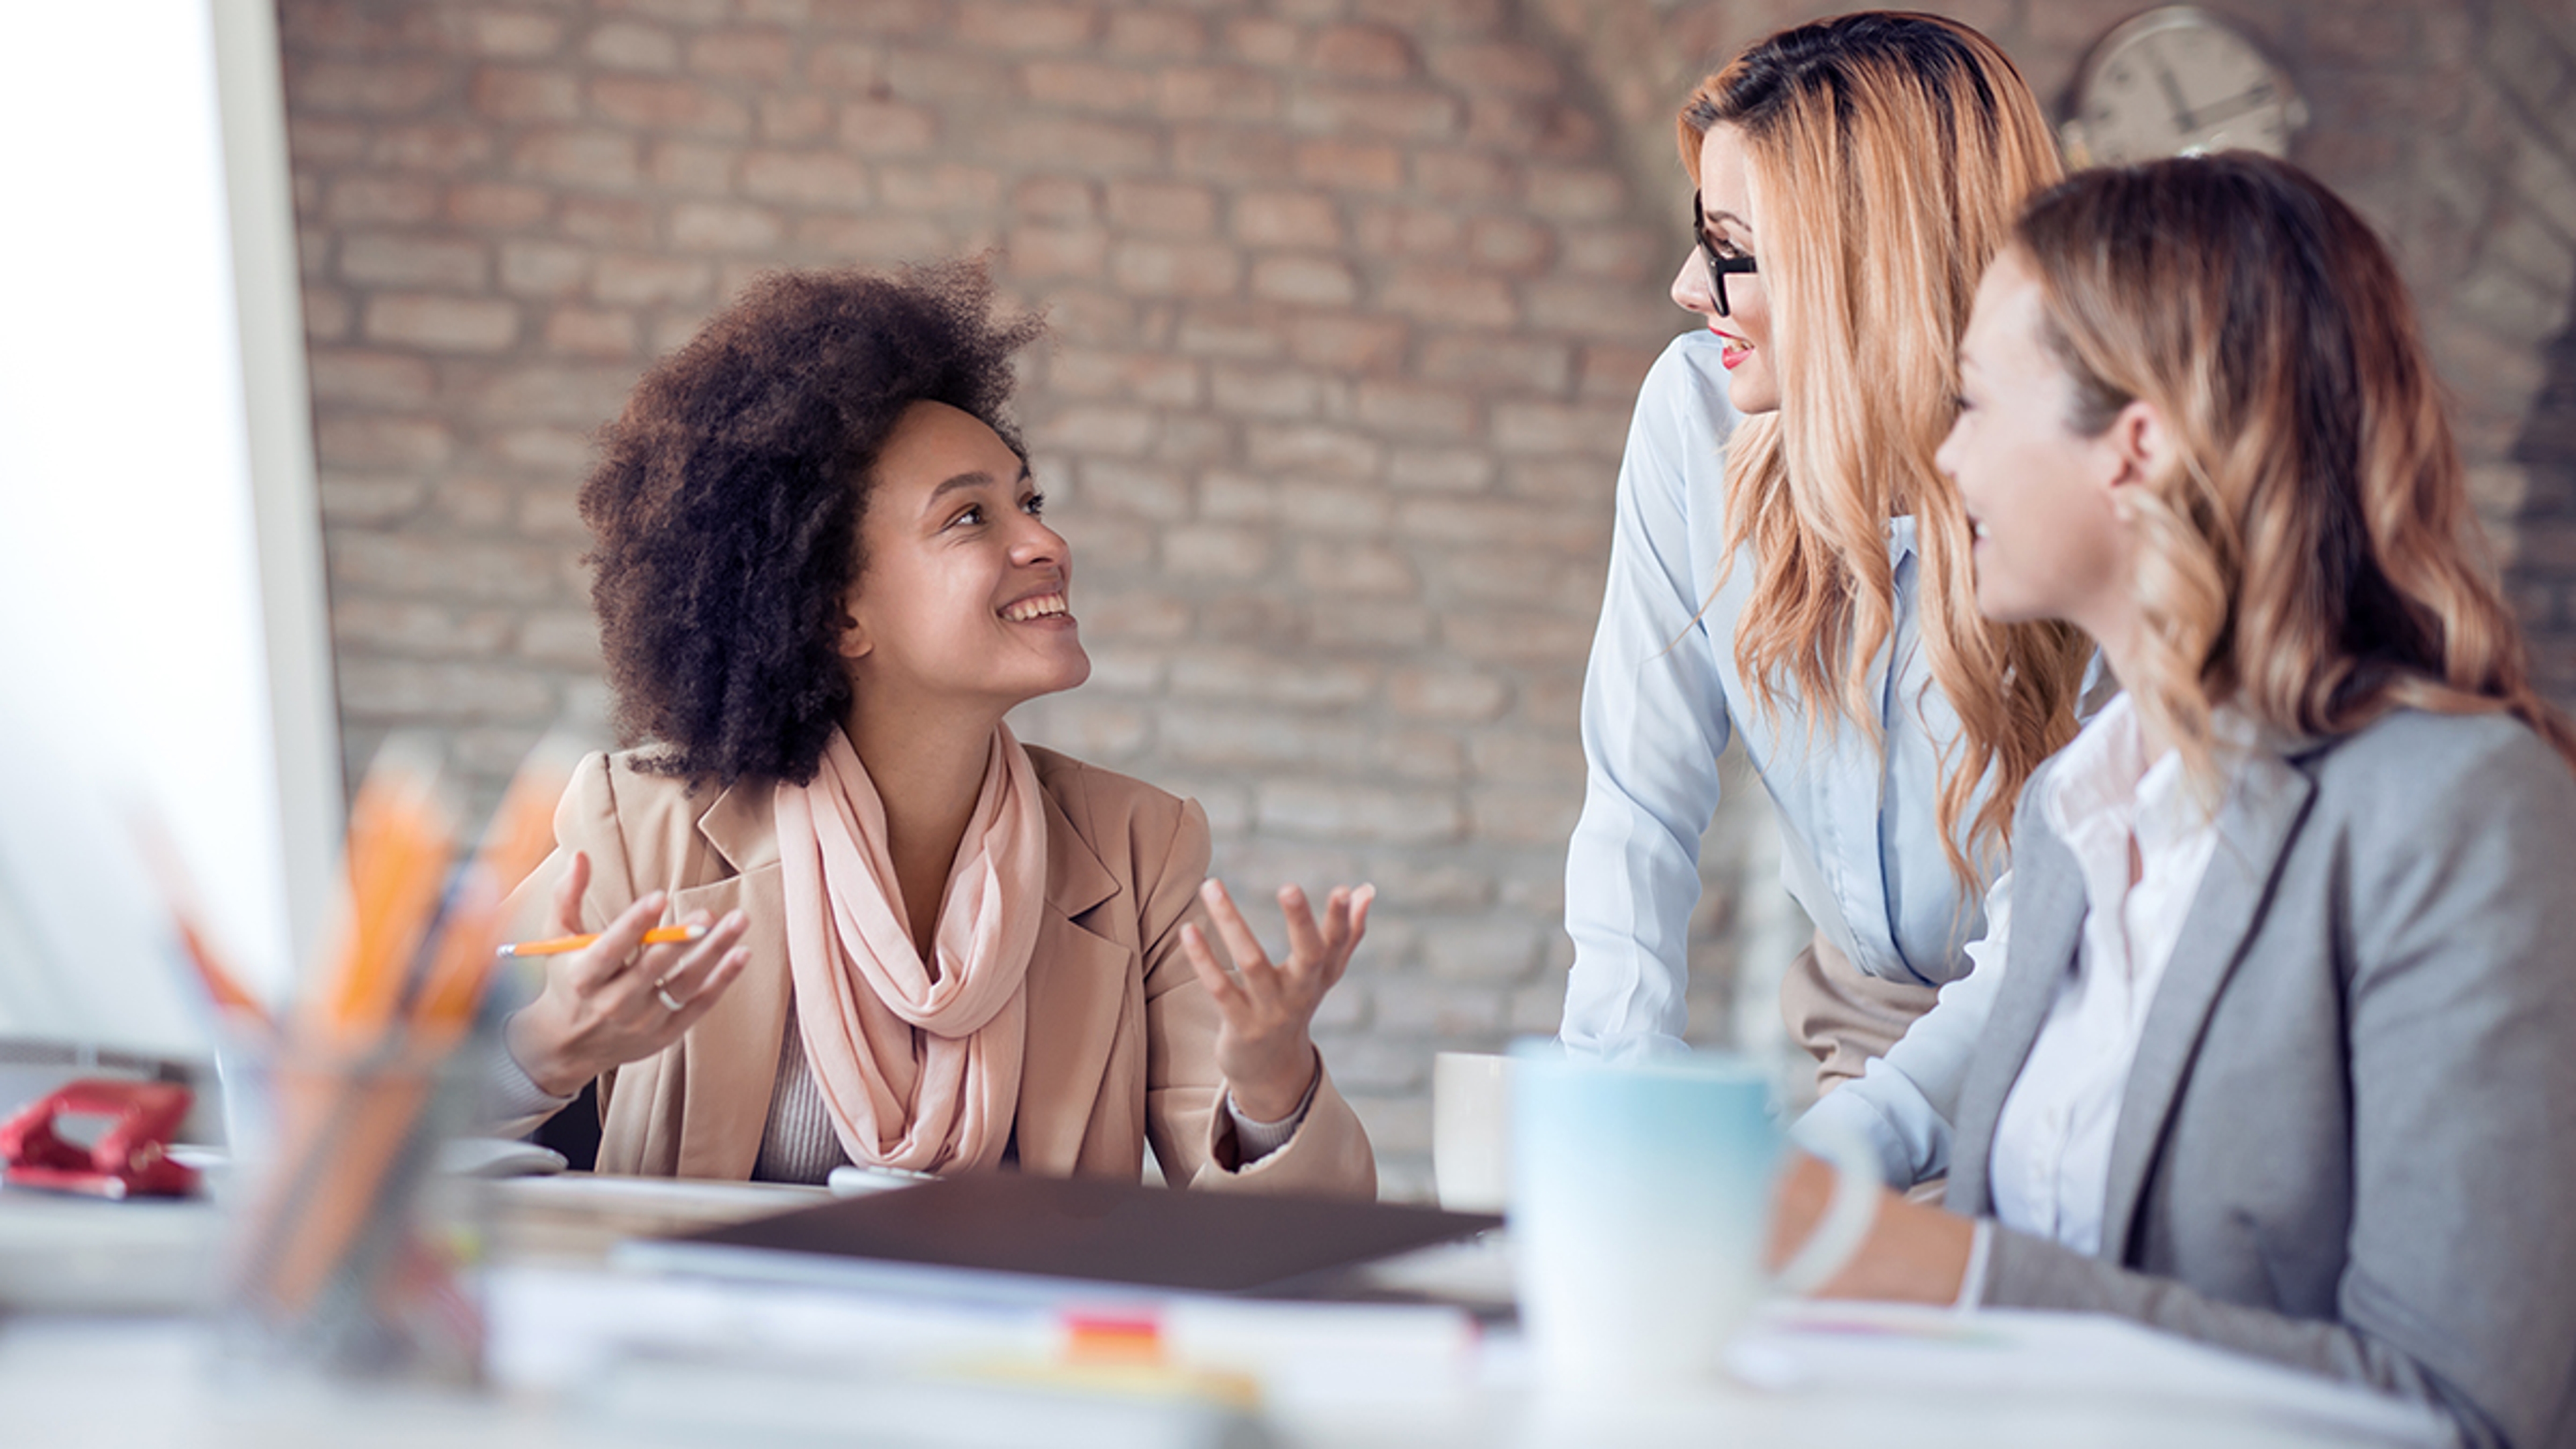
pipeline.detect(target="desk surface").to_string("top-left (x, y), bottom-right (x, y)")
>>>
top-left (0, 1175), bottom-right (2451, 1449)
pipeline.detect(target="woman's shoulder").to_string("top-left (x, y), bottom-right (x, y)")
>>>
top-left (549, 747), bottom-right (745, 885)
top-left (1025, 745), bottom-right (1201, 848)
top-left (2307, 708), bottom-right (2576, 824)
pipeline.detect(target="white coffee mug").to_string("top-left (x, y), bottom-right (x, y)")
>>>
top-left (1508, 1040), bottom-right (1880, 1391)
top-left (1432, 1051), bottom-right (1512, 1213)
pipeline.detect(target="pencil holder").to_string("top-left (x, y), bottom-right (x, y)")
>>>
top-left (218, 1021), bottom-right (494, 1387)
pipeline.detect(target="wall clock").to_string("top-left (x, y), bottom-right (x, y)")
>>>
top-left (2059, 6), bottom-right (2308, 166)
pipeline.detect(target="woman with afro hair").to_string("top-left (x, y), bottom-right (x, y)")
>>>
top-left (489, 260), bottom-right (1375, 1194)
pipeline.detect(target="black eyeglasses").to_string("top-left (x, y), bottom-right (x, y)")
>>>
top-left (1692, 188), bottom-right (1759, 317)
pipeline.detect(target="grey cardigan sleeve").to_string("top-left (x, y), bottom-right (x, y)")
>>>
top-left (1984, 720), bottom-right (2576, 1449)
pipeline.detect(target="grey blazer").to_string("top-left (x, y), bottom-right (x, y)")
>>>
top-left (1947, 708), bottom-right (2576, 1449)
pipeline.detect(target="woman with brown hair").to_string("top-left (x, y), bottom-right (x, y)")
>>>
top-left (1560, 13), bottom-right (2092, 1100)
top-left (486, 260), bottom-right (1375, 1194)
top-left (1774, 153), bottom-right (2576, 1448)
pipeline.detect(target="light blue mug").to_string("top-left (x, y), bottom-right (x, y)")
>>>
top-left (1509, 1041), bottom-right (1882, 1389)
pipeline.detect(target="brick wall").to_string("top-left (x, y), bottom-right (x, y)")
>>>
top-left (278, 0), bottom-right (2576, 1196)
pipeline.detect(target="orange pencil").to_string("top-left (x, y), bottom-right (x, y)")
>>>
top-left (496, 923), bottom-right (707, 958)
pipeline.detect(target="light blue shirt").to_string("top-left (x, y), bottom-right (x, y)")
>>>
top-left (1560, 329), bottom-right (2000, 1055)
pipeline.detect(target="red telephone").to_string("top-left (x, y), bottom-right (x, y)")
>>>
top-left (0, 1079), bottom-right (201, 1199)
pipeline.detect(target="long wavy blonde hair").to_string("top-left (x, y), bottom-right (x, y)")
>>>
top-left (2017, 153), bottom-right (2576, 783)
top-left (1681, 13), bottom-right (2093, 885)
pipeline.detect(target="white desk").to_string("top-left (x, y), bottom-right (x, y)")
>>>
top-left (0, 1178), bottom-right (2451, 1449)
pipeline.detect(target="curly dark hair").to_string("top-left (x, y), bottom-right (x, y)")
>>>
top-left (579, 258), bottom-right (1046, 786)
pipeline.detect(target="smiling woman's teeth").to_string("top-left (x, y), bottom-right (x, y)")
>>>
top-left (1002, 594), bottom-right (1067, 622)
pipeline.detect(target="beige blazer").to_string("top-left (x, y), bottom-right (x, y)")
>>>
top-left (504, 745), bottom-right (1376, 1199)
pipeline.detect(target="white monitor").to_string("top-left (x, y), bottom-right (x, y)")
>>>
top-left (0, 0), bottom-right (338, 1057)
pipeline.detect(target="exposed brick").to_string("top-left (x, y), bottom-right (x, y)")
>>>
top-left (879, 163), bottom-right (1004, 214)
top-left (1411, 148), bottom-right (1513, 202)
top-left (364, 293), bottom-right (520, 352)
top-left (761, 93), bottom-right (835, 142)
top-left (1107, 180), bottom-right (1218, 237)
top-left (593, 254), bottom-right (714, 305)
top-left (1105, 9), bottom-right (1205, 58)
top-left (1232, 190), bottom-right (1342, 249)
top-left (333, 600), bottom-right (516, 657)
top-left (1293, 541), bottom-right (1417, 596)
top-left (1180, 129), bottom-right (1293, 186)
top-left (543, 307), bottom-right (641, 358)
top-left (957, 0), bottom-right (1097, 50)
top-left (649, 140), bottom-right (737, 193)
top-left (804, 39), bottom-right (881, 89)
top-left (561, 196), bottom-right (657, 246)
top-left (839, 99), bottom-right (937, 154)
top-left (797, 213), bottom-right (951, 260)
top-left (1522, 165), bottom-right (1624, 220)
top-left (305, 284), bottom-right (352, 340)
top-left (341, 233), bottom-right (488, 290)
top-left (1286, 314), bottom-right (1408, 371)
top-left (455, 10), bottom-right (567, 58)
top-left (1250, 256), bottom-right (1360, 307)
top-left (1260, 782), bottom-right (1462, 845)
top-left (1014, 176), bottom-right (1097, 223)
top-left (1210, 364), bottom-right (1327, 419)
top-left (327, 176), bottom-right (443, 227)
top-left (598, 0), bottom-right (733, 23)
top-left (1047, 349), bottom-right (1202, 405)
top-left (1110, 239), bottom-right (1242, 298)
top-left (1348, 0), bottom-right (1506, 38)
top-left (306, 348), bottom-right (439, 408)
top-left (373, 124), bottom-right (495, 173)
top-left (1287, 85), bottom-right (1460, 142)
top-left (1389, 446), bottom-right (1495, 493)
top-left (1377, 267), bottom-right (1517, 327)
top-left (1022, 59), bottom-right (1158, 114)
top-left (1048, 404), bottom-right (1159, 455)
top-left (291, 59), bottom-right (449, 115)
top-left (1310, 23), bottom-right (1417, 80)
top-left (1006, 224), bottom-right (1108, 279)
top-left (510, 129), bottom-right (641, 188)
top-left (1356, 205), bottom-right (1463, 256)
top-left (741, 149), bottom-right (873, 207)
top-left (337, 659), bottom-right (556, 720)
top-left (590, 74), bottom-right (752, 134)
top-left (1421, 333), bottom-right (1570, 394)
top-left (688, 29), bottom-right (796, 79)
top-left (583, 21), bottom-right (680, 72)
top-left (500, 241), bottom-right (592, 297)
top-left (670, 201), bottom-right (783, 252)
top-left (317, 415), bottom-right (453, 471)
top-left (472, 66), bottom-right (583, 123)
top-left (1427, 40), bottom-right (1560, 95)
top-left (1355, 380), bottom-right (1477, 439)
top-left (1472, 216), bottom-right (1554, 274)
top-left (446, 182), bottom-right (551, 229)
top-left (1294, 140), bottom-right (1405, 192)
top-left (1246, 424), bottom-right (1383, 481)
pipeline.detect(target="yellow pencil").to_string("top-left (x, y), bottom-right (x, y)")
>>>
top-left (496, 923), bottom-right (708, 958)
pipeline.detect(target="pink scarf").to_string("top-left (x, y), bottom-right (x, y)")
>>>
top-left (771, 724), bottom-right (1045, 1173)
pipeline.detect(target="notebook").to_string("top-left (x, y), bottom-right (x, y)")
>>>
top-left (616, 1173), bottom-right (1502, 1306)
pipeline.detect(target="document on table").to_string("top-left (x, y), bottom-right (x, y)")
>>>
top-left (1728, 1301), bottom-right (2453, 1448)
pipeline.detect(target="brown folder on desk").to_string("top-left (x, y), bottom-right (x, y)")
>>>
top-left (619, 1173), bottom-right (1501, 1303)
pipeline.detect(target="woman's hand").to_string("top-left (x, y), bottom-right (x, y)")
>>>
top-left (503, 851), bottom-right (753, 1098)
top-left (1768, 1151), bottom-right (1978, 1303)
top-left (1179, 879), bottom-right (1374, 1124)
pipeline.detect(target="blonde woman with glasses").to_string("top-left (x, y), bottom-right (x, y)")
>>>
top-left (1560, 13), bottom-right (2092, 1099)
top-left (1772, 153), bottom-right (2576, 1449)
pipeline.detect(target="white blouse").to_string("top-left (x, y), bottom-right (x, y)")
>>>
top-left (1986, 696), bottom-right (2225, 1254)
